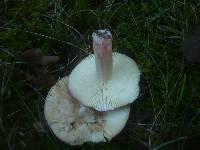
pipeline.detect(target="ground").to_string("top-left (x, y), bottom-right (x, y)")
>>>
top-left (0, 0), bottom-right (200, 150)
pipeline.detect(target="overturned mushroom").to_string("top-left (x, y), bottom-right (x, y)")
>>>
top-left (44, 77), bottom-right (130, 145)
top-left (68, 29), bottom-right (141, 111)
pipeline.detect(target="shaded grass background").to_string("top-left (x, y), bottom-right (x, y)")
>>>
top-left (0, 0), bottom-right (200, 149)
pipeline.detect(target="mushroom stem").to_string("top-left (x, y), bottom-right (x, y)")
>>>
top-left (92, 29), bottom-right (113, 82)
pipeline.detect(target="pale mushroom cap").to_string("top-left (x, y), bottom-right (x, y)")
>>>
top-left (68, 52), bottom-right (141, 111)
top-left (44, 76), bottom-right (130, 145)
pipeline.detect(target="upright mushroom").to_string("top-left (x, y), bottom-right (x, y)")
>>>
top-left (68, 29), bottom-right (141, 111)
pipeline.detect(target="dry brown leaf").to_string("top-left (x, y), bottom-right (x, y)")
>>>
top-left (20, 49), bottom-right (60, 65)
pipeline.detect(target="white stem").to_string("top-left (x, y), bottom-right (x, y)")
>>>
top-left (92, 29), bottom-right (113, 82)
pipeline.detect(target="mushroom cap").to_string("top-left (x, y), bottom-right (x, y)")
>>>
top-left (44, 76), bottom-right (130, 145)
top-left (68, 52), bottom-right (141, 111)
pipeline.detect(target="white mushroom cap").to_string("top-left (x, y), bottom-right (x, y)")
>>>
top-left (44, 77), bottom-right (130, 145)
top-left (68, 52), bottom-right (141, 111)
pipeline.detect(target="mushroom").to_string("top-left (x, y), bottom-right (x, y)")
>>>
top-left (68, 29), bottom-right (141, 111)
top-left (44, 77), bottom-right (130, 145)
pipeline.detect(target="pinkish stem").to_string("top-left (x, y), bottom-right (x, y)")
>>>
top-left (92, 29), bottom-right (113, 82)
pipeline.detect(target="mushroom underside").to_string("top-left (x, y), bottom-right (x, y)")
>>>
top-left (68, 52), bottom-right (141, 111)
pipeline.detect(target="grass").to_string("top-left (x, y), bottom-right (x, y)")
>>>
top-left (0, 0), bottom-right (200, 149)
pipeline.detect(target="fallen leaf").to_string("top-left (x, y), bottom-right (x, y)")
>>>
top-left (40, 56), bottom-right (60, 64)
top-left (20, 49), bottom-right (60, 65)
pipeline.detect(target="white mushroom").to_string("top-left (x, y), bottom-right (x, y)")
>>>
top-left (44, 77), bottom-right (130, 145)
top-left (68, 29), bottom-right (141, 111)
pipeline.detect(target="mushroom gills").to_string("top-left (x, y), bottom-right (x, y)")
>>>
top-left (68, 52), bottom-right (141, 111)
